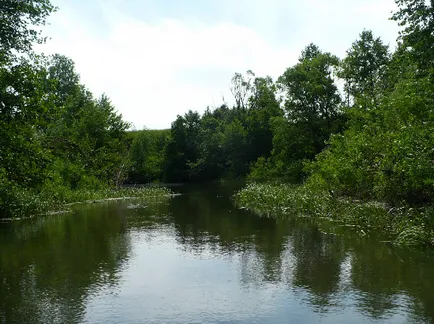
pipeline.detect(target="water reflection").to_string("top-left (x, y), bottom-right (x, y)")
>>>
top-left (1, 183), bottom-right (434, 324)
top-left (0, 203), bottom-right (131, 324)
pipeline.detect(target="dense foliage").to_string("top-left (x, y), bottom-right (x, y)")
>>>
top-left (0, 0), bottom-right (169, 218)
top-left (127, 129), bottom-right (170, 183)
top-left (0, 0), bottom-right (56, 62)
top-left (126, 0), bottom-right (434, 217)
top-left (125, 71), bottom-right (283, 184)
top-left (128, 48), bottom-right (345, 184)
top-left (232, 0), bottom-right (434, 245)
top-left (2, 0), bottom-right (434, 234)
top-left (307, 0), bottom-right (434, 206)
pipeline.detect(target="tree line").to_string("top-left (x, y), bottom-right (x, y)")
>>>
top-left (1, 1), bottom-right (132, 217)
top-left (1, 0), bottom-right (433, 218)
top-left (129, 46), bottom-right (342, 184)
top-left (131, 0), bottom-right (434, 208)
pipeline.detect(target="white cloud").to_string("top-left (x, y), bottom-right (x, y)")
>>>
top-left (36, 0), bottom-right (399, 130)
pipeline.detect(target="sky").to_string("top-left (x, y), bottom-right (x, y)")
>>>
top-left (36, 0), bottom-right (400, 130)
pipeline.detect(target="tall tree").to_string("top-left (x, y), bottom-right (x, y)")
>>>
top-left (279, 44), bottom-right (341, 131)
top-left (164, 111), bottom-right (201, 182)
top-left (190, 108), bottom-right (225, 181)
top-left (222, 119), bottom-right (248, 176)
top-left (245, 76), bottom-right (282, 163)
top-left (338, 30), bottom-right (390, 107)
top-left (391, 0), bottom-right (434, 73)
top-left (47, 54), bottom-right (81, 106)
top-left (230, 70), bottom-right (254, 110)
top-left (276, 44), bottom-right (342, 161)
top-left (43, 55), bottom-right (130, 188)
top-left (0, 57), bottom-right (57, 188)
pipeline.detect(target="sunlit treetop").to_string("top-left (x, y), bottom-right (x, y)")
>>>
top-left (0, 0), bottom-right (56, 60)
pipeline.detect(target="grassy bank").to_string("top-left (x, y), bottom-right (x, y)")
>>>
top-left (1, 186), bottom-right (173, 220)
top-left (234, 183), bottom-right (434, 246)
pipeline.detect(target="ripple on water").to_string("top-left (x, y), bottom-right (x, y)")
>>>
top-left (1, 188), bottom-right (434, 324)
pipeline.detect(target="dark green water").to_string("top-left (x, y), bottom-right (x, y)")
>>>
top-left (1, 183), bottom-right (434, 324)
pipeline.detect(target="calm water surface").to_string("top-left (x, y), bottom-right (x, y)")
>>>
top-left (1, 183), bottom-right (434, 324)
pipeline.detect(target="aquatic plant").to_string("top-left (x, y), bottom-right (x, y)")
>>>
top-left (234, 183), bottom-right (434, 246)
top-left (1, 185), bottom-right (173, 220)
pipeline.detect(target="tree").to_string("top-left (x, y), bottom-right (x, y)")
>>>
top-left (47, 54), bottom-right (81, 106)
top-left (245, 76), bottom-right (282, 163)
top-left (338, 30), bottom-right (390, 107)
top-left (164, 111), bottom-right (201, 182)
top-left (0, 0), bottom-right (56, 61)
top-left (391, 0), bottom-right (434, 73)
top-left (309, 73), bottom-right (434, 204)
top-left (222, 119), bottom-right (248, 176)
top-left (266, 44), bottom-right (343, 181)
top-left (128, 129), bottom-right (170, 183)
top-left (41, 54), bottom-right (130, 188)
top-left (230, 70), bottom-right (254, 110)
top-left (279, 44), bottom-right (341, 132)
top-left (0, 57), bottom-right (57, 188)
top-left (190, 109), bottom-right (225, 181)
top-left (0, 1), bottom-right (137, 217)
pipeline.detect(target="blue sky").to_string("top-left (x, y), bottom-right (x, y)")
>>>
top-left (37, 0), bottom-right (400, 129)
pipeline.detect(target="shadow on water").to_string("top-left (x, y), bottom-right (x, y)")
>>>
top-left (1, 181), bottom-right (434, 323)
top-left (0, 203), bottom-right (132, 324)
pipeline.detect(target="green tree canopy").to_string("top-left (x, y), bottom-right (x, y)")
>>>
top-left (392, 0), bottom-right (434, 73)
top-left (338, 30), bottom-right (390, 107)
top-left (0, 0), bottom-right (56, 61)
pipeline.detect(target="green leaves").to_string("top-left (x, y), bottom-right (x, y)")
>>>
top-left (0, 56), bottom-right (57, 189)
top-left (1, 52), bottom-right (132, 216)
top-left (0, 0), bottom-right (56, 61)
top-left (391, 0), bottom-right (434, 73)
top-left (257, 44), bottom-right (345, 182)
top-left (128, 129), bottom-right (169, 183)
top-left (338, 30), bottom-right (390, 107)
top-left (158, 71), bottom-right (283, 183)
top-left (309, 74), bottom-right (434, 204)
top-left (279, 44), bottom-right (342, 132)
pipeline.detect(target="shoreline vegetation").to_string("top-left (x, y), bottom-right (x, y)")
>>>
top-left (2, 1), bottom-right (434, 246)
top-left (235, 183), bottom-right (434, 246)
top-left (1, 187), bottom-right (173, 221)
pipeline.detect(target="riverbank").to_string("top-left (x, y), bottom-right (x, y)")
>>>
top-left (1, 186), bottom-right (173, 220)
top-left (234, 183), bottom-right (434, 246)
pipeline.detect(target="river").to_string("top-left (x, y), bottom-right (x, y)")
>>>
top-left (1, 182), bottom-right (434, 324)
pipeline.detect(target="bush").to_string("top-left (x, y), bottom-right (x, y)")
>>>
top-left (306, 76), bottom-right (434, 205)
